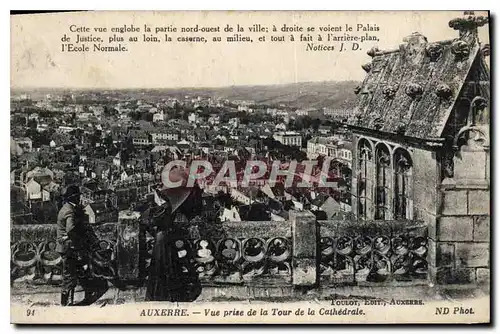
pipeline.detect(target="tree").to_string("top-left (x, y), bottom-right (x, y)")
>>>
top-left (303, 134), bottom-right (312, 148)
top-left (128, 111), bottom-right (141, 121)
top-left (103, 134), bottom-right (113, 149)
top-left (180, 110), bottom-right (189, 121)
top-left (11, 115), bottom-right (26, 127)
top-left (141, 112), bottom-right (153, 122)
top-left (173, 102), bottom-right (181, 119)
top-left (292, 116), bottom-right (313, 130)
top-left (312, 118), bottom-right (321, 131)
top-left (27, 119), bottom-right (37, 130)
top-left (70, 128), bottom-right (84, 143)
top-left (104, 106), bottom-right (118, 116)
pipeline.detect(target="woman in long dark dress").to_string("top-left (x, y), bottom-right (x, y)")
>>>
top-left (145, 167), bottom-right (202, 302)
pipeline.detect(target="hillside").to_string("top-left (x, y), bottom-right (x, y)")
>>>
top-left (12, 80), bottom-right (361, 110)
top-left (206, 80), bottom-right (360, 109)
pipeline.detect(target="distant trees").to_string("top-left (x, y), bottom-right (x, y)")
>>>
top-left (24, 128), bottom-right (53, 148)
top-left (302, 134), bottom-right (312, 148)
top-left (262, 138), bottom-right (307, 161)
top-left (69, 128), bottom-right (84, 144)
top-left (88, 129), bottom-right (102, 147)
top-left (104, 106), bottom-right (118, 116)
top-left (103, 133), bottom-right (114, 149)
top-left (173, 102), bottom-right (181, 119)
top-left (311, 118), bottom-right (321, 131)
top-left (27, 119), bottom-right (37, 130)
top-left (141, 112), bottom-right (153, 122)
top-left (234, 112), bottom-right (273, 126)
top-left (289, 116), bottom-right (313, 130)
top-left (288, 116), bottom-right (342, 133)
top-left (127, 111), bottom-right (142, 121)
top-left (11, 115), bottom-right (26, 127)
top-left (212, 138), bottom-right (226, 146)
top-left (180, 110), bottom-right (189, 122)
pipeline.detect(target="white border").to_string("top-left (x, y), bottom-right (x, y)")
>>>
top-left (2, 1), bottom-right (498, 333)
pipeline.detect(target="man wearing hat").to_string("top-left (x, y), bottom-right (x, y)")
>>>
top-left (57, 184), bottom-right (109, 306)
top-left (56, 185), bottom-right (82, 306)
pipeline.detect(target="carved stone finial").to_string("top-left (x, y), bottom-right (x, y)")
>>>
top-left (367, 46), bottom-right (379, 58)
top-left (482, 44), bottom-right (490, 57)
top-left (449, 14), bottom-right (489, 37)
top-left (451, 96), bottom-right (490, 151)
top-left (382, 85), bottom-right (398, 99)
top-left (354, 85), bottom-right (362, 95)
top-left (403, 32), bottom-right (428, 45)
top-left (442, 150), bottom-right (455, 179)
top-left (373, 117), bottom-right (384, 130)
top-left (361, 63), bottom-right (372, 73)
top-left (405, 83), bottom-right (423, 99)
top-left (426, 43), bottom-right (443, 61)
top-left (475, 97), bottom-right (488, 111)
top-left (436, 84), bottom-right (453, 99)
top-left (451, 40), bottom-right (470, 60)
top-left (395, 122), bottom-right (406, 135)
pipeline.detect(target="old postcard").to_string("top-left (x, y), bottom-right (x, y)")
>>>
top-left (10, 10), bottom-right (490, 324)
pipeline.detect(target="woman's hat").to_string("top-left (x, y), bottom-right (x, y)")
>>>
top-left (159, 165), bottom-right (192, 213)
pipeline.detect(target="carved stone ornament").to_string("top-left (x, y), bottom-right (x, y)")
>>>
top-left (451, 96), bottom-right (490, 150)
top-left (395, 122), bottom-right (407, 135)
top-left (354, 85), bottom-right (362, 95)
top-left (382, 85), bottom-right (398, 99)
top-left (451, 40), bottom-right (470, 59)
top-left (482, 44), bottom-right (490, 57)
top-left (361, 63), bottom-right (372, 73)
top-left (448, 15), bottom-right (489, 33)
top-left (367, 46), bottom-right (379, 58)
top-left (373, 117), bottom-right (384, 130)
top-left (442, 150), bottom-right (455, 179)
top-left (426, 43), bottom-right (443, 61)
top-left (475, 97), bottom-right (488, 111)
top-left (405, 83), bottom-right (423, 99)
top-left (436, 84), bottom-right (453, 99)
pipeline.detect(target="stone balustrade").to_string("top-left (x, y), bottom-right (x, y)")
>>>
top-left (318, 219), bottom-right (428, 286)
top-left (11, 223), bottom-right (117, 285)
top-left (11, 211), bottom-right (429, 290)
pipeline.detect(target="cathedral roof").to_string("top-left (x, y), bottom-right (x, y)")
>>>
top-left (348, 15), bottom-right (489, 141)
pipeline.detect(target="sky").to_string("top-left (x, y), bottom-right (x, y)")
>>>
top-left (10, 11), bottom-right (490, 89)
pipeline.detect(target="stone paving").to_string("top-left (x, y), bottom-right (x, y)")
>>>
top-left (11, 282), bottom-right (490, 307)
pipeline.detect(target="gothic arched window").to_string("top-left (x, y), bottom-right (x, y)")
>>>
top-left (394, 148), bottom-right (413, 219)
top-left (375, 144), bottom-right (391, 220)
top-left (357, 139), bottom-right (373, 220)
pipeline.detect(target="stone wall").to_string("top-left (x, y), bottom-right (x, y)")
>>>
top-left (434, 185), bottom-right (490, 284)
top-left (390, 144), bottom-right (490, 286)
top-left (433, 141), bottom-right (490, 285)
top-left (11, 223), bottom-right (117, 285)
top-left (319, 219), bottom-right (428, 286)
top-left (11, 211), bottom-right (430, 290)
top-left (411, 148), bottom-right (441, 284)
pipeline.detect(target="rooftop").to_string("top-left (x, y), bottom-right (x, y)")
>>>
top-left (348, 15), bottom-right (489, 140)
